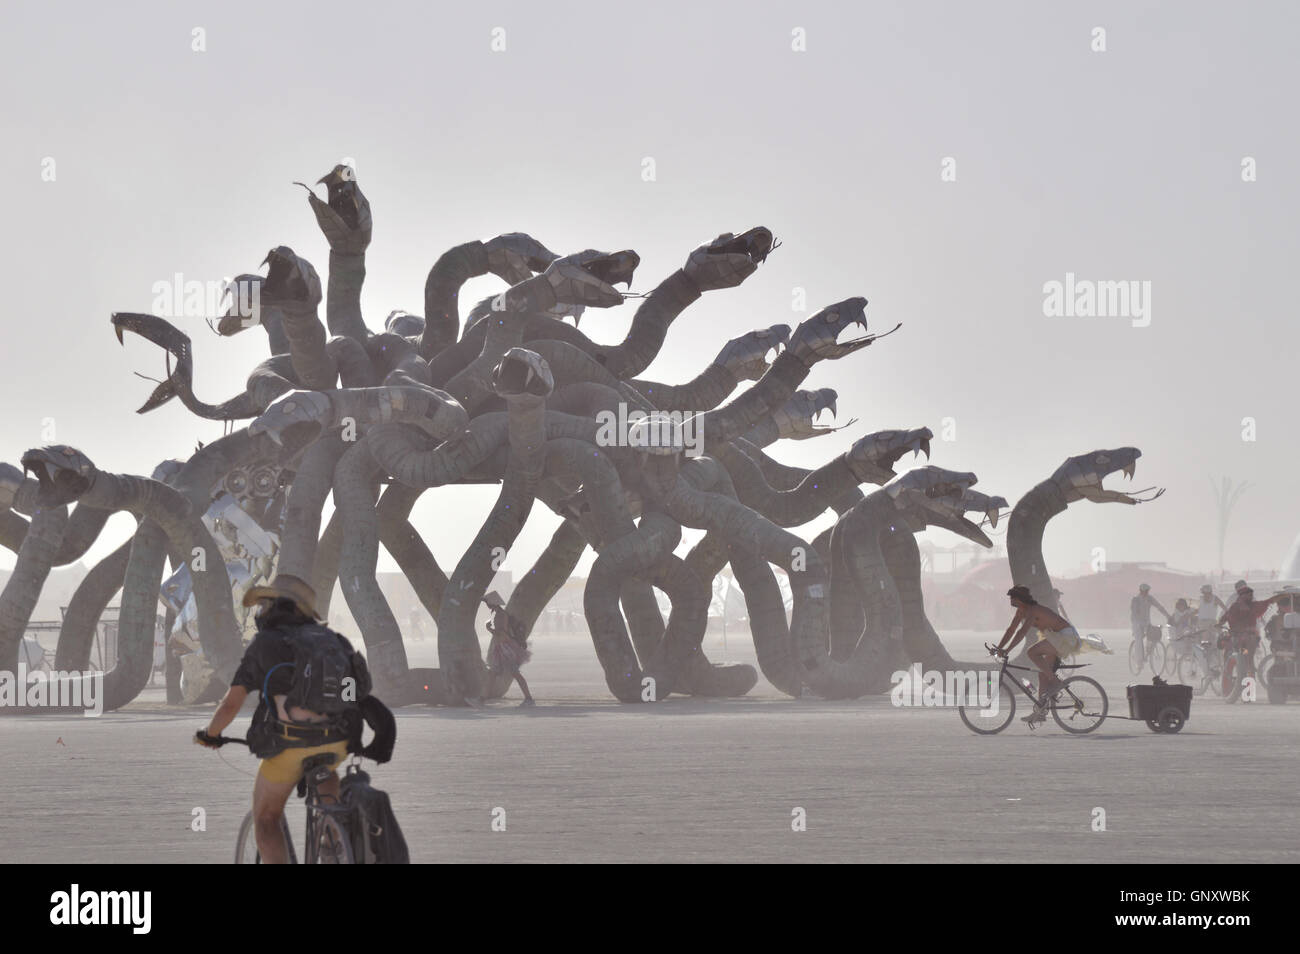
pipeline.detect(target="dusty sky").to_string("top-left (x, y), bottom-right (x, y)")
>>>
top-left (2, 0), bottom-right (1297, 582)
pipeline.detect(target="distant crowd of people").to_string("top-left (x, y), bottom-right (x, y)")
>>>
top-left (1131, 580), bottom-right (1300, 676)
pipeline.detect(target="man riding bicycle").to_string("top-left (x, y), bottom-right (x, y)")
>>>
top-left (1217, 584), bottom-right (1281, 680)
top-left (194, 575), bottom-right (375, 864)
top-left (1130, 583), bottom-right (1170, 666)
top-left (997, 585), bottom-right (1081, 726)
top-left (1194, 584), bottom-right (1226, 632)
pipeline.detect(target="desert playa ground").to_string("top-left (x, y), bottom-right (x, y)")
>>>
top-left (2, 629), bottom-right (1297, 864)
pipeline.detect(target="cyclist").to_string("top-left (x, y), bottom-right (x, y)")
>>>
top-left (194, 575), bottom-right (368, 864)
top-left (1193, 584), bottom-right (1226, 635)
top-left (1217, 585), bottom-right (1282, 681)
top-left (1167, 597), bottom-right (1204, 661)
top-left (1130, 583), bottom-right (1170, 666)
top-left (997, 585), bottom-right (1081, 725)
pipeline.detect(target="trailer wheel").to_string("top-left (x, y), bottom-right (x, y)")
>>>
top-left (1156, 706), bottom-right (1185, 733)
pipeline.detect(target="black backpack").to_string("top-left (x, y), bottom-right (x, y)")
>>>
top-left (339, 765), bottom-right (409, 864)
top-left (265, 623), bottom-right (372, 717)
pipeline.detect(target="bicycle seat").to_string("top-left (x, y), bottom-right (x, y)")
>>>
top-left (302, 753), bottom-right (338, 772)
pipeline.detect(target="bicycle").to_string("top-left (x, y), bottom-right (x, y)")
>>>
top-left (1220, 633), bottom-right (1261, 705)
top-left (958, 644), bottom-right (1109, 735)
top-left (1128, 624), bottom-right (1166, 676)
top-left (197, 733), bottom-right (355, 864)
top-left (1176, 634), bottom-right (1224, 697)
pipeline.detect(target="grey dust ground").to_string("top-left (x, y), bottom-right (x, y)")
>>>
top-left (3, 629), bottom-right (1296, 863)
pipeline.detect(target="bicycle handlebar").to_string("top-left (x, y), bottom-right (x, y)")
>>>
top-left (195, 730), bottom-right (249, 748)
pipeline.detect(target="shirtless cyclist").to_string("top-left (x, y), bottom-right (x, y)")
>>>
top-left (995, 585), bottom-right (1083, 725)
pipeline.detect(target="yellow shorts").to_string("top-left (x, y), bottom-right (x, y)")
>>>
top-left (257, 740), bottom-right (350, 785)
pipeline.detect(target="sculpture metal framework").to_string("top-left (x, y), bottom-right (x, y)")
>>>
top-left (0, 165), bottom-right (1163, 711)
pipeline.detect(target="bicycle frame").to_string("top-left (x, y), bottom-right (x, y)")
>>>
top-left (204, 734), bottom-right (352, 864)
top-left (299, 757), bottom-right (352, 864)
top-left (990, 653), bottom-right (1090, 710)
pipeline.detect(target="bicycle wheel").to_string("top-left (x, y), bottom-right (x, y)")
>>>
top-left (1050, 676), bottom-right (1108, 734)
top-left (957, 676), bottom-right (1016, 735)
top-left (1128, 640), bottom-right (1143, 675)
top-left (312, 813), bottom-right (354, 864)
top-left (1178, 651), bottom-right (1208, 696)
top-left (234, 813), bottom-right (293, 863)
top-left (1222, 653), bottom-right (1242, 703)
top-left (1257, 654), bottom-right (1275, 690)
top-left (235, 811), bottom-right (257, 864)
top-left (1149, 641), bottom-right (1167, 676)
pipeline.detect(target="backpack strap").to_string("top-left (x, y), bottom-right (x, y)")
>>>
top-left (262, 661), bottom-right (293, 712)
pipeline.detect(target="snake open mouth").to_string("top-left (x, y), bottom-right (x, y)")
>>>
top-left (261, 246), bottom-right (313, 300)
top-left (20, 446), bottom-right (95, 506)
top-left (1060, 447), bottom-right (1165, 504)
top-left (111, 311), bottom-right (193, 413)
top-left (491, 348), bottom-right (554, 398)
top-left (709, 227), bottom-right (775, 264)
top-left (927, 488), bottom-right (1006, 548)
top-left (316, 167), bottom-right (362, 231)
top-left (883, 428), bottom-right (932, 474)
top-left (582, 250), bottom-right (640, 288)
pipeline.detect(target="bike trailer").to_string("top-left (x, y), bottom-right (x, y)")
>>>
top-left (1126, 683), bottom-right (1193, 733)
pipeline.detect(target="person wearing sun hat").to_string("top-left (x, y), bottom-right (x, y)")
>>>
top-left (194, 573), bottom-right (368, 863)
top-left (241, 573), bottom-right (323, 620)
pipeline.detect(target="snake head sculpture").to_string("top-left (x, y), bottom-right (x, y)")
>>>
top-left (916, 489), bottom-right (1009, 547)
top-left (261, 246), bottom-right (323, 309)
top-left (385, 310), bottom-right (426, 338)
top-left (484, 232), bottom-right (559, 286)
top-left (538, 249), bottom-right (640, 310)
top-left (683, 227), bottom-right (774, 291)
top-left (787, 298), bottom-right (893, 365)
top-left (491, 347), bottom-right (554, 398)
top-left (771, 388), bottom-right (850, 441)
top-left (214, 274), bottom-right (266, 336)
top-left (295, 165), bottom-right (372, 254)
top-left (1050, 447), bottom-right (1162, 505)
top-left (958, 489), bottom-right (1010, 530)
top-left (713, 324), bottom-right (791, 381)
top-left (110, 312), bottom-right (193, 413)
top-left (247, 390), bottom-right (334, 447)
top-left (846, 427), bottom-right (933, 484)
top-left (21, 445), bottom-right (96, 507)
top-left (885, 466), bottom-right (983, 542)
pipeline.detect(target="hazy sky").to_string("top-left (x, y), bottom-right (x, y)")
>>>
top-left (2, 0), bottom-right (1297, 583)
